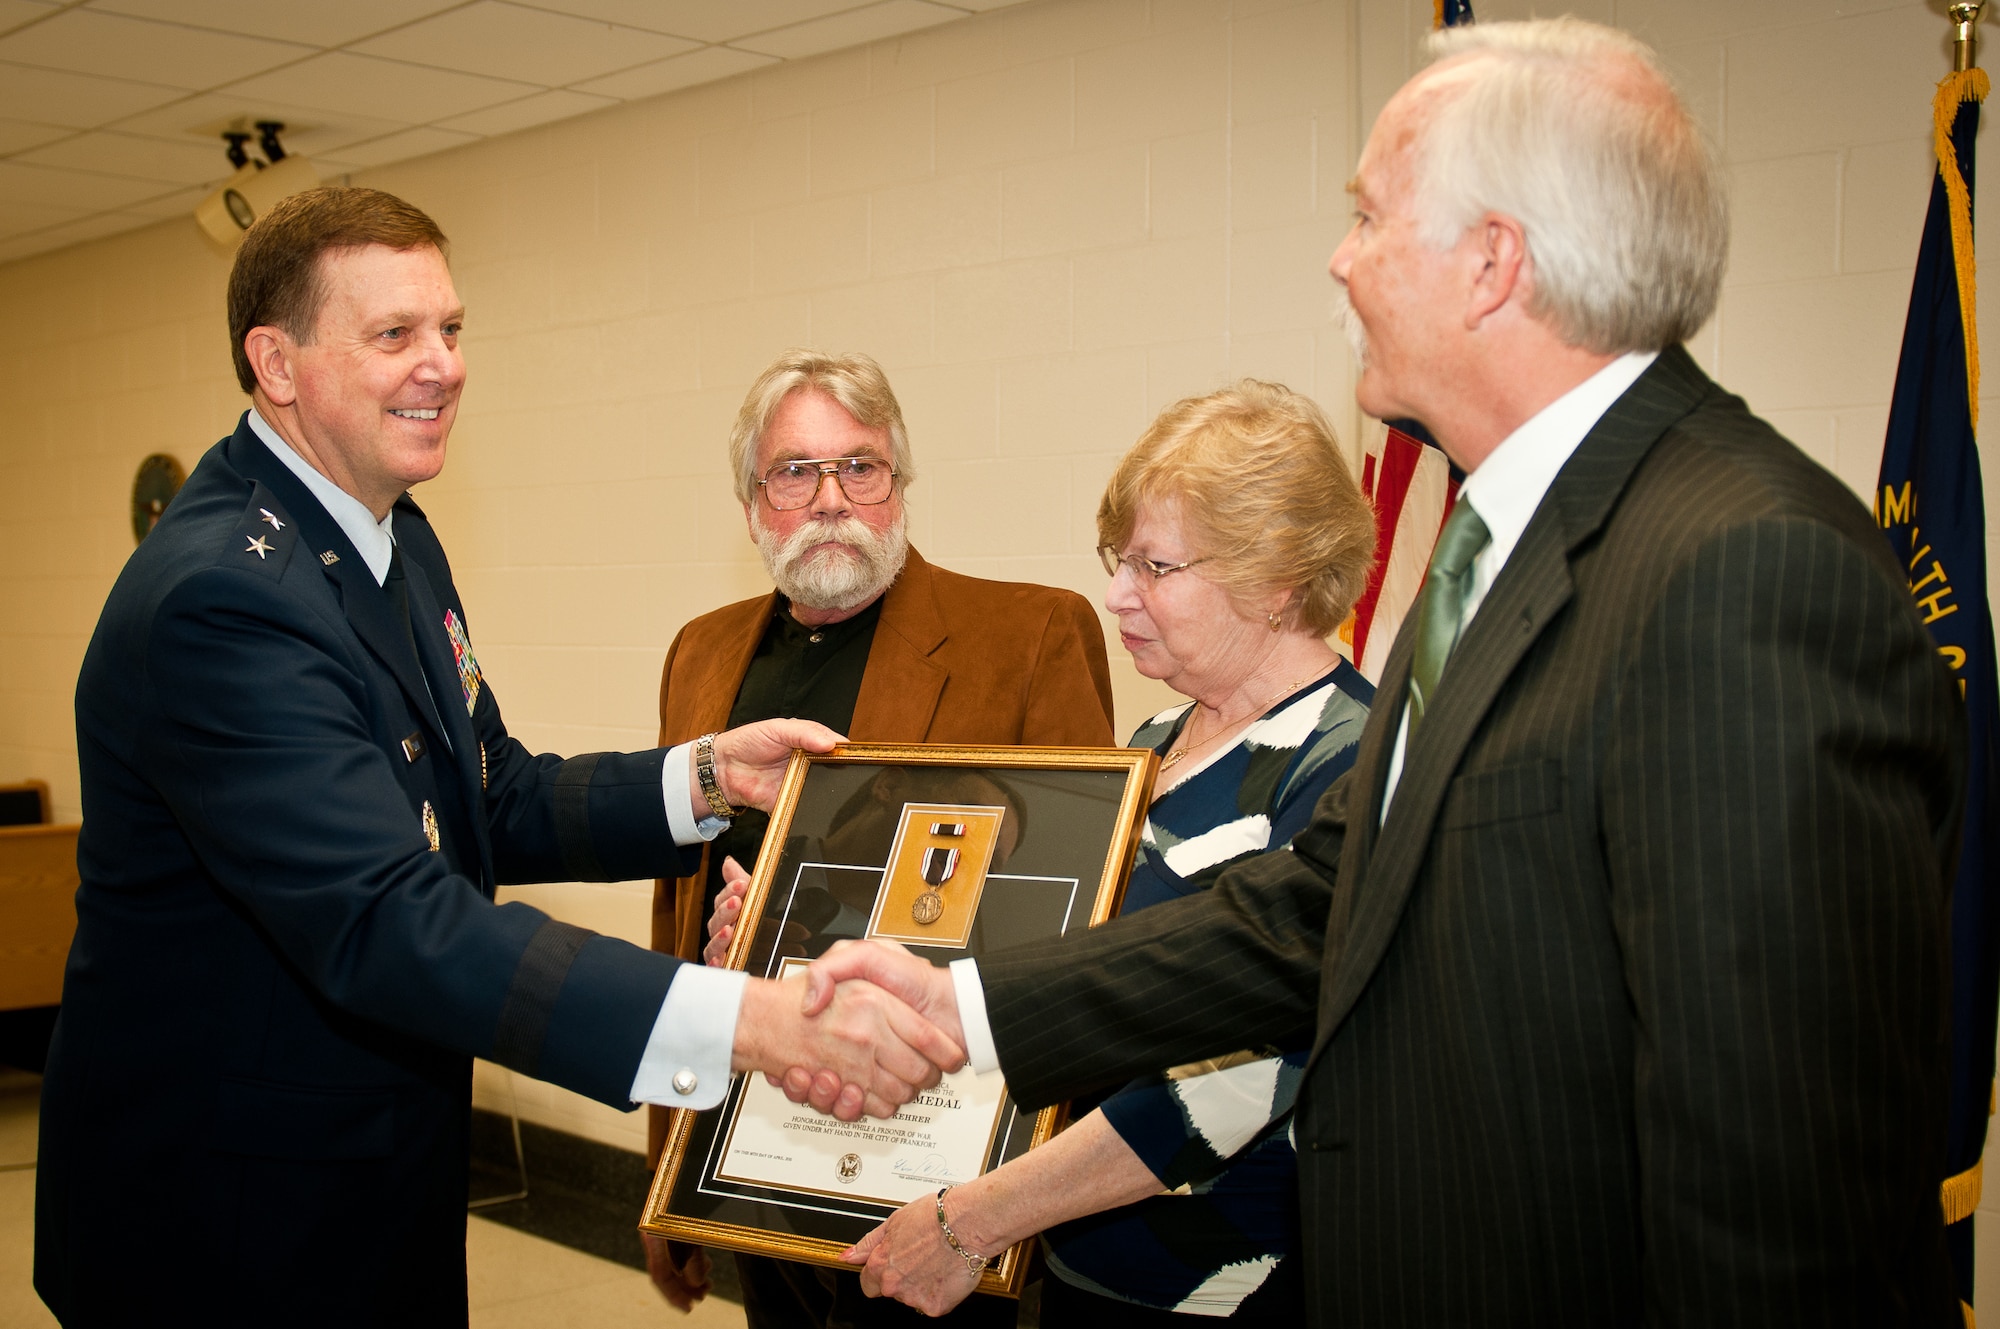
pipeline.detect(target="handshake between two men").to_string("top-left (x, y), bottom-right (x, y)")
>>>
top-left (727, 934), bottom-right (962, 1122)
top-left (655, 717), bottom-right (971, 1123)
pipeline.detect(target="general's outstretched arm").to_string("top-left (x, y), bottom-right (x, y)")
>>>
top-left (1605, 515), bottom-right (1962, 1321)
top-left (144, 568), bottom-right (682, 1106)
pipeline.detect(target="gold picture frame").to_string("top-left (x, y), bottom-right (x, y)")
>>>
top-left (641, 742), bottom-right (1158, 1298)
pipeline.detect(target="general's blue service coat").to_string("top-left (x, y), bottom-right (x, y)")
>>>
top-left (37, 416), bottom-right (693, 1325)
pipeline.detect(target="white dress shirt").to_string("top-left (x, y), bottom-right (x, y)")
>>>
top-left (953, 350), bottom-right (1659, 1074)
top-left (249, 410), bottom-right (742, 1109)
top-left (1377, 351), bottom-right (1657, 818)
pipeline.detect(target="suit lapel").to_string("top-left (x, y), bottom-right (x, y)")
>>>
top-left (662, 594), bottom-right (774, 741)
top-left (850, 548), bottom-right (947, 741)
top-left (223, 424), bottom-right (453, 755)
top-left (1307, 347), bottom-right (1717, 1061)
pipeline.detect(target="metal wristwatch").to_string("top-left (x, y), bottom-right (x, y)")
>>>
top-left (693, 732), bottom-right (736, 821)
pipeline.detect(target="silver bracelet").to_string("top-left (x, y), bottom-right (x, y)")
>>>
top-left (934, 1185), bottom-right (989, 1276)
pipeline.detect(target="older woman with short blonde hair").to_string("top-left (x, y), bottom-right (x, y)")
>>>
top-left (846, 379), bottom-right (1378, 1323)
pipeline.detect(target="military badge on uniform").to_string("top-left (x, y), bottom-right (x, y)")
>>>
top-left (443, 609), bottom-right (483, 716)
top-left (422, 800), bottom-right (440, 852)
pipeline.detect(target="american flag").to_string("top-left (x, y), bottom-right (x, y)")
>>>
top-left (1345, 421), bottom-right (1461, 683)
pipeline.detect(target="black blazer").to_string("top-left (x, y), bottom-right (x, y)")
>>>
top-left (979, 348), bottom-right (1966, 1326)
top-left (37, 417), bottom-right (694, 1326)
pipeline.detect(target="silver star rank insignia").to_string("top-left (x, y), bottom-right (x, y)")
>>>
top-left (245, 535), bottom-right (274, 560)
top-left (258, 507), bottom-right (285, 530)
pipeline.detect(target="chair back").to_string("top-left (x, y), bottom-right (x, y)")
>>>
top-left (0, 780), bottom-right (50, 827)
top-left (0, 822), bottom-right (80, 1011)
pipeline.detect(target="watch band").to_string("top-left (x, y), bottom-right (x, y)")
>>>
top-left (693, 732), bottom-right (736, 820)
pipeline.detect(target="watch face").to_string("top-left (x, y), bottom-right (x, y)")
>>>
top-left (131, 453), bottom-right (186, 543)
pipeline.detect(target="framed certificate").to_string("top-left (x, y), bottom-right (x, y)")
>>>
top-left (640, 743), bottom-right (1157, 1297)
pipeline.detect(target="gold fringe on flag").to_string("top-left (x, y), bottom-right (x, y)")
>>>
top-left (1933, 67), bottom-right (1989, 431)
top-left (1942, 1155), bottom-right (1984, 1224)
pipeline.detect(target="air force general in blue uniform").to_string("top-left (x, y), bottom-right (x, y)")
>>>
top-left (33, 187), bottom-right (943, 1326)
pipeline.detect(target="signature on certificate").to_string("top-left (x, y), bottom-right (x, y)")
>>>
top-left (892, 1153), bottom-right (960, 1182)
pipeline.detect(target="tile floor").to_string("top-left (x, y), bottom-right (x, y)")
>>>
top-left (0, 1070), bottom-right (743, 1328)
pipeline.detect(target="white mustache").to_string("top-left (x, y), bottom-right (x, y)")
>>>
top-left (750, 508), bottom-right (909, 612)
top-left (1331, 286), bottom-right (1369, 364)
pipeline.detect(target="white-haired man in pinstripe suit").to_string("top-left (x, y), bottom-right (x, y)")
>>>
top-left (806, 18), bottom-right (1965, 1328)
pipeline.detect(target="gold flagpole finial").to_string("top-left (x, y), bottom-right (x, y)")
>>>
top-left (1953, 2), bottom-right (1986, 72)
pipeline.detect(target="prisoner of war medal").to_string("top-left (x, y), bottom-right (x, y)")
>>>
top-left (866, 806), bottom-right (1004, 949)
top-left (912, 822), bottom-right (964, 924)
top-left (913, 852), bottom-right (957, 924)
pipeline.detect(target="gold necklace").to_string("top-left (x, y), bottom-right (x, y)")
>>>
top-left (1159, 669), bottom-right (1326, 771)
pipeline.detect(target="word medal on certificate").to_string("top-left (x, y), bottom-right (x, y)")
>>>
top-left (714, 959), bottom-right (1008, 1205)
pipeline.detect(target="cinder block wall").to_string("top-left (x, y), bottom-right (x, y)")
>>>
top-left (0, 0), bottom-right (1993, 1189)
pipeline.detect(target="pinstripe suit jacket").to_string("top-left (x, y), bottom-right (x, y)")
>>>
top-left (979, 347), bottom-right (1965, 1326)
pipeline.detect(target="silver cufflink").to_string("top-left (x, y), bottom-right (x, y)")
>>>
top-left (672, 1069), bottom-right (698, 1096)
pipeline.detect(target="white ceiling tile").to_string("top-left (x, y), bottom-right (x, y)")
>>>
top-left (317, 125), bottom-right (481, 169)
top-left (117, 183), bottom-right (209, 219)
top-left (0, 233), bottom-right (51, 261)
top-left (524, 0), bottom-right (861, 45)
top-left (0, 9), bottom-right (314, 90)
top-left (0, 116), bottom-right (72, 155)
top-left (570, 43), bottom-right (776, 101)
top-left (222, 51), bottom-right (539, 123)
top-left (735, 1), bottom-right (963, 59)
top-left (0, 159), bottom-right (170, 208)
top-left (435, 88), bottom-right (616, 137)
top-left (0, 1), bottom-right (59, 40)
top-left (351, 2), bottom-right (696, 88)
top-left (0, 62), bottom-right (186, 128)
top-left (16, 128), bottom-right (240, 185)
top-left (0, 197), bottom-right (85, 238)
top-left (87, 0), bottom-right (465, 48)
top-left (1, 207), bottom-right (156, 257)
top-left (107, 95), bottom-right (412, 158)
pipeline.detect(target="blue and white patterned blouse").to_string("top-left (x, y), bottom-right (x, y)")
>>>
top-left (1041, 660), bottom-right (1373, 1318)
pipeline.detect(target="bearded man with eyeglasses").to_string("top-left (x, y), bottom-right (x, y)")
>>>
top-left (642, 348), bottom-right (1114, 1327)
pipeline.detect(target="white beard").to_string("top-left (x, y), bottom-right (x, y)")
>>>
top-left (751, 506), bottom-right (910, 613)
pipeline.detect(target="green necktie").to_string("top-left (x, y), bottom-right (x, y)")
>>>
top-left (1406, 499), bottom-right (1490, 734)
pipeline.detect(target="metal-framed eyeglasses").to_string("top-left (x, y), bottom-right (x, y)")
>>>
top-left (1098, 545), bottom-right (1207, 585)
top-left (756, 456), bottom-right (899, 511)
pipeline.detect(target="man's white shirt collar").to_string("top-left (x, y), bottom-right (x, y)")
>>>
top-left (1454, 350), bottom-right (1658, 621)
top-left (1380, 349), bottom-right (1658, 824)
top-left (246, 408), bottom-right (397, 587)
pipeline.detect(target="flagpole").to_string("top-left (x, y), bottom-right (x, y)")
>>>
top-left (1955, 2), bottom-right (1985, 73)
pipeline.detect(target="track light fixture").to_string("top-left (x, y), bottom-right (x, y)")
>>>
top-left (194, 120), bottom-right (318, 253)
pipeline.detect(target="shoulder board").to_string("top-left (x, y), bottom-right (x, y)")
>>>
top-left (229, 482), bottom-right (298, 579)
